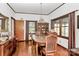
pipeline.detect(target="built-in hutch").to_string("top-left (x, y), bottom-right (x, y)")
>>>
top-left (37, 22), bottom-right (49, 35)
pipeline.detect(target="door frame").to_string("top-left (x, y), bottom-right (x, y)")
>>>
top-left (26, 20), bottom-right (37, 41)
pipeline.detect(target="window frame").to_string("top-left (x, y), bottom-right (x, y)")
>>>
top-left (51, 15), bottom-right (69, 39)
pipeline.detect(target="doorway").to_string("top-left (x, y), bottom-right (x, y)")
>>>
top-left (26, 21), bottom-right (37, 41)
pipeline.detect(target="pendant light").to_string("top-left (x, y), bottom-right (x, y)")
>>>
top-left (39, 3), bottom-right (44, 23)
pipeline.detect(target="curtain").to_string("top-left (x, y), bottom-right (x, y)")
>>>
top-left (68, 11), bottom-right (75, 49)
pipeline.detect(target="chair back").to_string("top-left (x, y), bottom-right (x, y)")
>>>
top-left (46, 33), bottom-right (57, 53)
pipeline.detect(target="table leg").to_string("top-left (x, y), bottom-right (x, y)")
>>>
top-left (36, 42), bottom-right (38, 56)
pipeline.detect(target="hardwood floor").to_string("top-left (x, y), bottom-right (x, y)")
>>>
top-left (12, 41), bottom-right (69, 56)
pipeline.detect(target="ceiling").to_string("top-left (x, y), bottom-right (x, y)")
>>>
top-left (8, 3), bottom-right (64, 15)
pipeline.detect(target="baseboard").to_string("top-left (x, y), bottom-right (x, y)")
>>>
top-left (16, 40), bottom-right (27, 42)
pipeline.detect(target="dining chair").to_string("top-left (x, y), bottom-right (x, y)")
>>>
top-left (41, 33), bottom-right (58, 56)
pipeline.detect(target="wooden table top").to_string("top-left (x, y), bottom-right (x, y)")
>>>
top-left (33, 35), bottom-right (46, 44)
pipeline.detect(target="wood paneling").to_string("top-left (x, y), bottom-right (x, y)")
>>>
top-left (15, 20), bottom-right (24, 41)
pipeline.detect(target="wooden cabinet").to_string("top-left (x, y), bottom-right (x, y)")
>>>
top-left (37, 23), bottom-right (49, 35)
top-left (0, 38), bottom-right (16, 56)
top-left (4, 40), bottom-right (11, 56)
top-left (4, 39), bottom-right (14, 56)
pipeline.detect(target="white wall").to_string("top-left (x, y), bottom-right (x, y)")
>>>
top-left (0, 3), bottom-right (15, 38)
top-left (14, 13), bottom-right (50, 22)
top-left (75, 11), bottom-right (79, 48)
top-left (49, 3), bottom-right (79, 48)
top-left (14, 13), bottom-right (50, 29)
top-left (49, 3), bottom-right (79, 19)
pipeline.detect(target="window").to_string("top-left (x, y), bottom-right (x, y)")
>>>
top-left (61, 17), bottom-right (69, 37)
top-left (26, 21), bottom-right (37, 40)
top-left (29, 22), bottom-right (36, 33)
top-left (51, 15), bottom-right (69, 39)
top-left (54, 20), bottom-right (60, 35)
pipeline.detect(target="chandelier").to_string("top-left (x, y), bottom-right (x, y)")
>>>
top-left (39, 3), bottom-right (44, 23)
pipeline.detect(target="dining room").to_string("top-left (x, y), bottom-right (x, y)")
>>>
top-left (0, 2), bottom-right (79, 56)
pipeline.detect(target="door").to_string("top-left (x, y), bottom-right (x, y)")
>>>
top-left (15, 20), bottom-right (24, 41)
top-left (26, 21), bottom-right (37, 41)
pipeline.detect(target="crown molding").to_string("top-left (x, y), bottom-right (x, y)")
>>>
top-left (7, 3), bottom-right (16, 13)
top-left (48, 3), bottom-right (65, 15)
top-left (15, 12), bottom-right (48, 15)
top-left (7, 3), bottom-right (65, 15)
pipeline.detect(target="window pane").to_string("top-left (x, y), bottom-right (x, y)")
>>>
top-left (29, 22), bottom-right (36, 33)
top-left (54, 23), bottom-right (60, 27)
top-left (61, 16), bottom-right (69, 26)
top-left (61, 27), bottom-right (69, 37)
top-left (61, 27), bottom-right (65, 36)
top-left (65, 23), bottom-right (68, 26)
top-left (29, 28), bottom-right (35, 33)
top-left (54, 27), bottom-right (60, 35)
top-left (58, 24), bottom-right (60, 27)
top-left (54, 24), bottom-right (58, 27)
top-left (61, 16), bottom-right (69, 37)
top-left (29, 22), bottom-right (35, 28)
top-left (65, 27), bottom-right (69, 37)
top-left (54, 20), bottom-right (60, 35)
top-left (57, 28), bottom-right (60, 35)
top-left (54, 20), bottom-right (60, 27)
top-left (62, 23), bottom-right (69, 26)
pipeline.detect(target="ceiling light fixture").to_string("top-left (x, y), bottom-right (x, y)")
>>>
top-left (39, 3), bottom-right (44, 23)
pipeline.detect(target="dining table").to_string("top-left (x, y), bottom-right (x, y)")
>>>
top-left (32, 35), bottom-right (47, 55)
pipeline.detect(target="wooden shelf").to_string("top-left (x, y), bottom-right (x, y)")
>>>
top-left (37, 23), bottom-right (49, 35)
